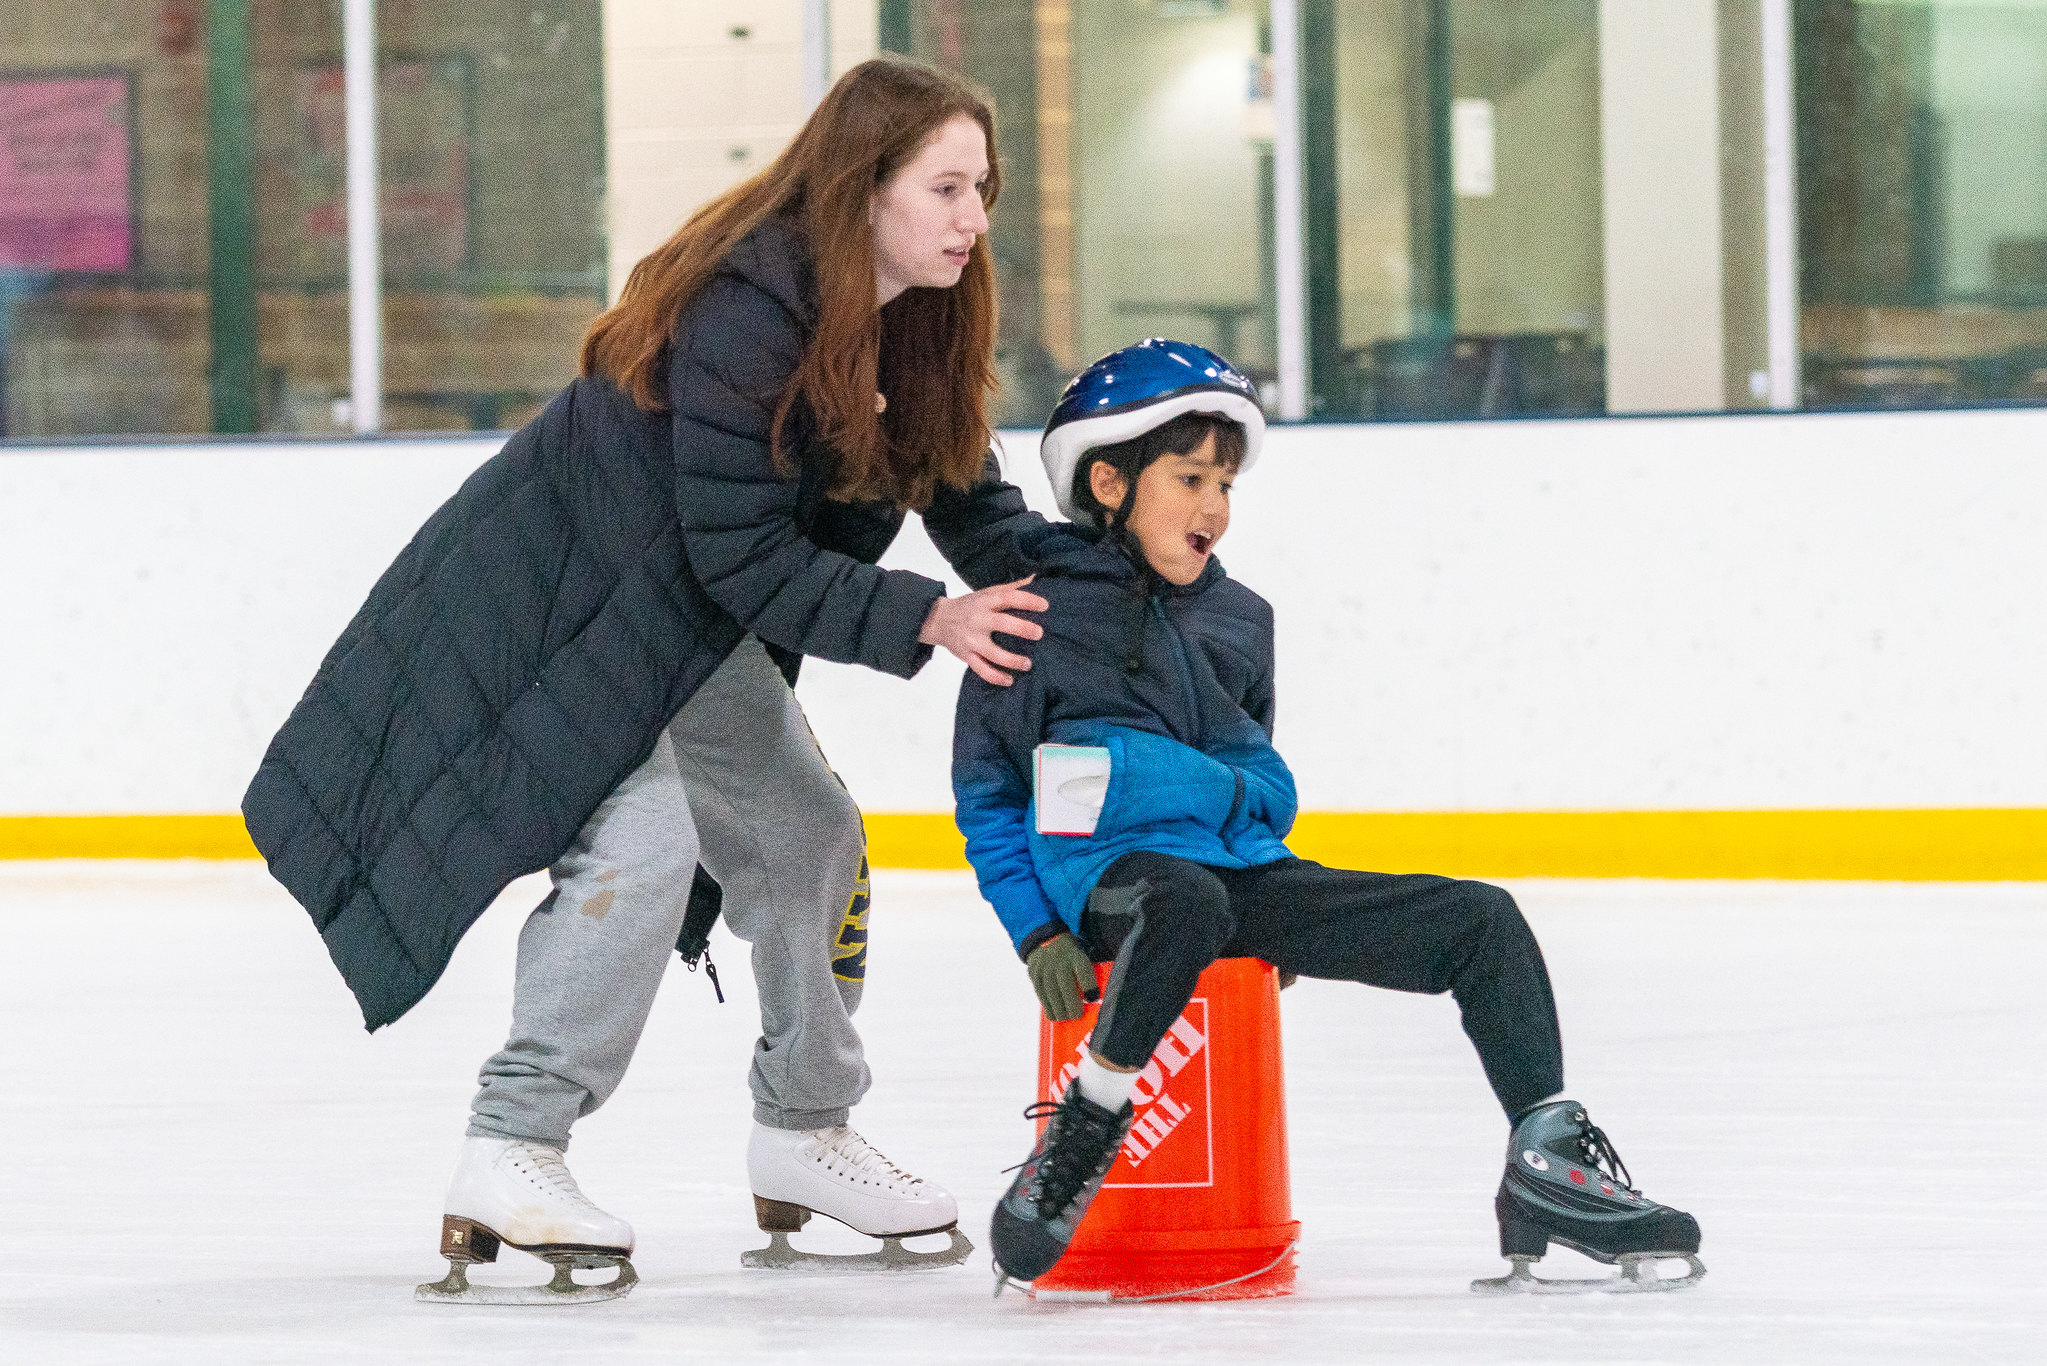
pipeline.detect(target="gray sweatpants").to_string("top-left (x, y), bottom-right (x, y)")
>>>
top-left (467, 636), bottom-right (871, 1145)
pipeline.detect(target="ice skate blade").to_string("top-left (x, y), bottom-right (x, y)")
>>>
top-left (741, 1227), bottom-right (974, 1272)
top-left (1471, 1252), bottom-right (1705, 1296)
top-left (415, 1255), bottom-right (638, 1305)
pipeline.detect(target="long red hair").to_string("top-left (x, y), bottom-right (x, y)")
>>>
top-left (581, 56), bottom-right (1001, 510)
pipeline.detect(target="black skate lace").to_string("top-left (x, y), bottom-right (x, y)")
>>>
top-left (1020, 1097), bottom-right (1126, 1219)
top-left (1572, 1118), bottom-right (1635, 1192)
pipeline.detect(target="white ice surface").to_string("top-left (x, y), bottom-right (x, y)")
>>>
top-left (3, 865), bottom-right (2043, 1364)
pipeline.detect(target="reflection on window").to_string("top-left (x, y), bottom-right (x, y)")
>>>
top-left (372, 2), bottom-right (606, 434)
top-left (1, 2), bottom-right (340, 437)
top-left (904, 0), bottom-right (1278, 429)
top-left (1310, 0), bottom-right (1604, 420)
top-left (1799, 0), bottom-right (2047, 410)
top-left (0, 0), bottom-right (603, 439)
top-left (902, 0), bottom-right (1605, 428)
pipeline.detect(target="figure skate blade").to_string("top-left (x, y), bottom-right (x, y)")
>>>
top-left (415, 1254), bottom-right (638, 1305)
top-left (740, 1226), bottom-right (973, 1273)
top-left (1471, 1252), bottom-right (1705, 1296)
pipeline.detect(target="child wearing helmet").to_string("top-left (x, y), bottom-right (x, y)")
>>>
top-left (955, 339), bottom-right (1703, 1294)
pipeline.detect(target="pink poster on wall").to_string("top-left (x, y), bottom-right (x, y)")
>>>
top-left (0, 75), bottom-right (133, 272)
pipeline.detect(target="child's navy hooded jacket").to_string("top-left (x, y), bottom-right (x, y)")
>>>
top-left (952, 525), bottom-right (1297, 957)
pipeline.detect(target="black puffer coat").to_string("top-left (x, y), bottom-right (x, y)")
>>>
top-left (243, 219), bottom-right (1045, 1030)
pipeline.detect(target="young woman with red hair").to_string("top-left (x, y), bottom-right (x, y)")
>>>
top-left (245, 57), bottom-right (1050, 1300)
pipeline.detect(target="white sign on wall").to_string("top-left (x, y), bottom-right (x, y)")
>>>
top-left (1453, 97), bottom-right (1497, 197)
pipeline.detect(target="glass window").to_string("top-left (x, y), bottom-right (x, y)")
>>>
top-left (371, 1), bottom-right (606, 433)
top-left (0, 0), bottom-right (603, 440)
top-left (1309, 0), bottom-right (1605, 420)
top-left (1798, 0), bottom-right (2047, 409)
top-left (1, 1), bottom-right (343, 437)
top-left (901, 0), bottom-right (1279, 430)
top-left (899, 0), bottom-right (1605, 429)
top-left (19, 3), bottom-right (2047, 439)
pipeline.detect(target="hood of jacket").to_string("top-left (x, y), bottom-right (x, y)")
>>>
top-left (716, 215), bottom-right (821, 331)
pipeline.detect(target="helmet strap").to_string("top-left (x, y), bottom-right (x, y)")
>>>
top-left (1105, 481), bottom-right (1162, 599)
top-left (1110, 484), bottom-right (1158, 672)
top-left (1096, 453), bottom-right (1138, 535)
top-left (1105, 481), bottom-right (1145, 564)
top-left (1108, 486), bottom-right (1135, 536)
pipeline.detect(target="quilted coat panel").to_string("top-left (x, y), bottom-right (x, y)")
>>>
top-left (244, 218), bottom-right (1046, 1030)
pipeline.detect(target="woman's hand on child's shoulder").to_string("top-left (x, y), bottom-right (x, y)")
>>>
top-left (920, 576), bottom-right (1049, 686)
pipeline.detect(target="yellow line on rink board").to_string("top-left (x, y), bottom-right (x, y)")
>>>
top-left (1282, 808), bottom-right (2047, 882)
top-left (862, 813), bottom-right (969, 870)
top-left (4, 810), bottom-right (2045, 881)
top-left (867, 809), bottom-right (2047, 881)
top-left (0, 814), bottom-right (261, 861)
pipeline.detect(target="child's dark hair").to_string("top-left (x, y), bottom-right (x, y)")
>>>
top-left (1070, 412), bottom-right (1247, 527)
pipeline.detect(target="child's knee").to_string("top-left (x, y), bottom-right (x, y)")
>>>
top-left (1158, 861), bottom-right (1233, 951)
top-left (1462, 880), bottom-right (1531, 941)
top-left (1098, 852), bottom-right (1232, 946)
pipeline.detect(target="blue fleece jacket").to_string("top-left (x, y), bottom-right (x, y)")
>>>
top-left (951, 525), bottom-right (1297, 956)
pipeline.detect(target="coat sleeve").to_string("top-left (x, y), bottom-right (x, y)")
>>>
top-left (952, 668), bottom-right (1063, 956)
top-left (922, 453), bottom-right (1053, 590)
top-left (1241, 590), bottom-right (1278, 738)
top-left (1217, 596), bottom-right (1296, 838)
top-left (1220, 735), bottom-right (1299, 841)
top-left (668, 274), bottom-right (945, 678)
top-left (1242, 658), bottom-right (1277, 738)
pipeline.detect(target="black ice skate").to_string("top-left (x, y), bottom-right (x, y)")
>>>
top-left (989, 1087), bottom-right (1134, 1294)
top-left (1473, 1099), bottom-right (1704, 1295)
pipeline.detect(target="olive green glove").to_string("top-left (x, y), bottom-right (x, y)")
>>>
top-left (1026, 932), bottom-right (1098, 1021)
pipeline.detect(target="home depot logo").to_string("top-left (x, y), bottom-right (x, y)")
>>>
top-left (1047, 1001), bottom-right (1213, 1189)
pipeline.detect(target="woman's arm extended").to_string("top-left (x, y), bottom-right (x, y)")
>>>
top-left (669, 274), bottom-right (1045, 683)
top-left (923, 453), bottom-right (1052, 591)
top-left (669, 274), bottom-right (945, 677)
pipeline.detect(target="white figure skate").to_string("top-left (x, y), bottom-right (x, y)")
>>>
top-left (743, 1121), bottom-right (972, 1272)
top-left (416, 1136), bottom-right (638, 1305)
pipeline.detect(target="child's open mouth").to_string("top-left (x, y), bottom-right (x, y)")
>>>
top-left (1187, 532), bottom-right (1213, 555)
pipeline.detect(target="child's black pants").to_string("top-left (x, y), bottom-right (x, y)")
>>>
top-left (1080, 851), bottom-right (1564, 1119)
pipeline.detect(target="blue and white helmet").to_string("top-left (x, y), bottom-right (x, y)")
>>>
top-left (1039, 338), bottom-right (1265, 526)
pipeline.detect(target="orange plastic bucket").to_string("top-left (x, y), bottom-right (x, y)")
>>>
top-left (1031, 956), bottom-right (1298, 1301)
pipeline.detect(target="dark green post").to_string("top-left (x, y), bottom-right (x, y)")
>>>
top-left (1425, 0), bottom-right (1455, 335)
top-left (1256, 17), bottom-right (1277, 381)
top-left (879, 0), bottom-right (913, 54)
top-left (1300, 0), bottom-right (1341, 415)
top-left (1405, 0), bottom-right (1455, 338)
top-left (206, 0), bottom-right (259, 433)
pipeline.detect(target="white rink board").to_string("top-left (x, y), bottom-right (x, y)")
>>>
top-left (5, 408), bottom-right (2047, 815)
top-left (3, 865), bottom-right (2044, 1364)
